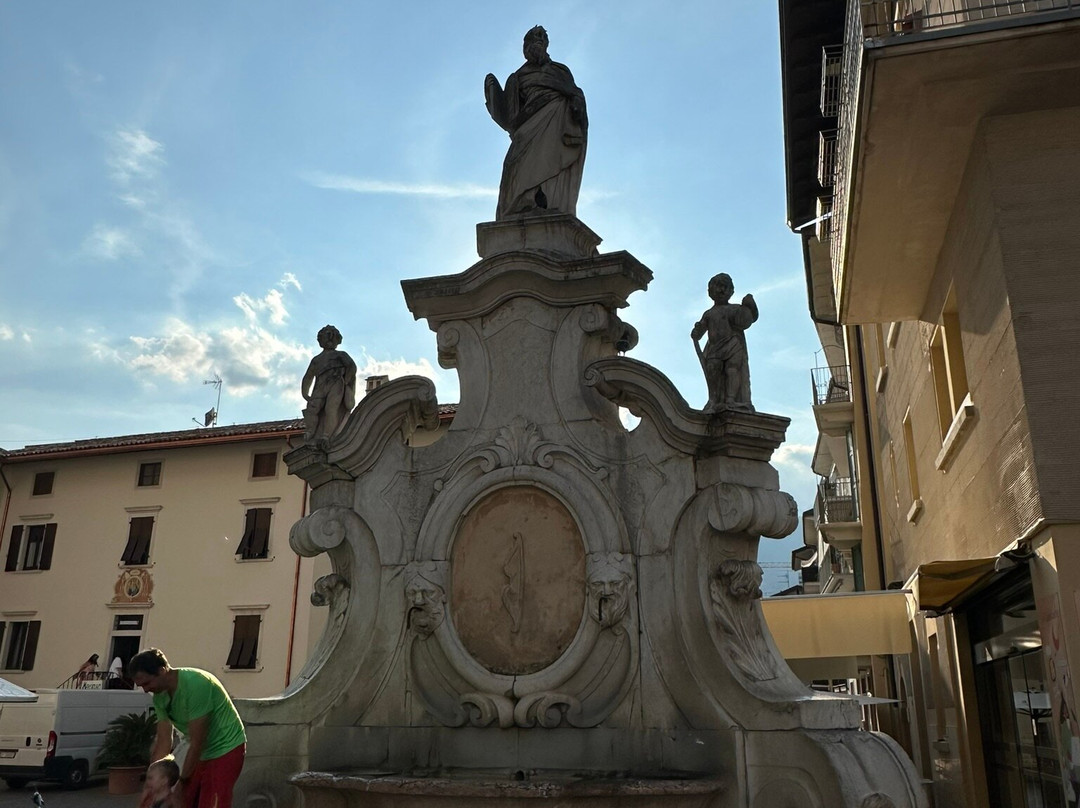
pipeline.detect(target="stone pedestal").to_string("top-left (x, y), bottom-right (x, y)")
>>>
top-left (235, 216), bottom-right (926, 808)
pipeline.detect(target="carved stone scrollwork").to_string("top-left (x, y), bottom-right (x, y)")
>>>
top-left (707, 483), bottom-right (798, 539)
top-left (513, 692), bottom-right (582, 728)
top-left (459, 693), bottom-right (514, 728)
top-left (289, 507), bottom-right (351, 557)
top-left (861, 795), bottom-right (898, 808)
top-left (405, 561), bottom-right (447, 636)
top-left (709, 560), bottom-right (780, 683)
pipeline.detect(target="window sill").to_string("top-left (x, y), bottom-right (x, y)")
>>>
top-left (119, 563), bottom-right (155, 569)
top-left (935, 394), bottom-right (977, 472)
top-left (222, 666), bottom-right (263, 674)
top-left (907, 498), bottom-right (924, 524)
top-left (6, 569), bottom-right (45, 575)
top-left (234, 555), bottom-right (275, 563)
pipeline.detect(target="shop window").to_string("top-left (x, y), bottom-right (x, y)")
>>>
top-left (236, 508), bottom-right (271, 560)
top-left (137, 462), bottom-right (162, 488)
top-left (0, 620), bottom-right (41, 671)
top-left (226, 614), bottom-right (261, 670)
top-left (5, 524), bottom-right (57, 572)
top-left (120, 516), bottom-right (155, 566)
top-left (32, 472), bottom-right (54, 496)
top-left (251, 452), bottom-right (278, 478)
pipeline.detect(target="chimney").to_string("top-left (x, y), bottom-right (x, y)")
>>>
top-left (366, 375), bottom-right (389, 394)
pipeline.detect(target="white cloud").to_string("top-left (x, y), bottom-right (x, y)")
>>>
top-left (0, 324), bottom-right (12, 341)
top-left (235, 288), bottom-right (289, 327)
top-left (772, 442), bottom-right (815, 471)
top-left (302, 171), bottom-right (497, 200)
top-left (355, 354), bottom-right (441, 388)
top-left (84, 224), bottom-right (141, 260)
top-left (108, 129), bottom-right (165, 184)
top-left (278, 273), bottom-right (302, 292)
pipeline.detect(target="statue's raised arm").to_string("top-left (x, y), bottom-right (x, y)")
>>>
top-left (486, 26), bottom-right (588, 220)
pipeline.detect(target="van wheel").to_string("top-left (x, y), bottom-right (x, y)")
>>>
top-left (4, 777), bottom-right (28, 789)
top-left (63, 760), bottom-right (89, 789)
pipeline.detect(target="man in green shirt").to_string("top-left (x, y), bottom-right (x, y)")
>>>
top-left (130, 648), bottom-right (246, 808)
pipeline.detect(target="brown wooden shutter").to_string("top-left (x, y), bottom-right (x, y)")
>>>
top-left (250, 509), bottom-right (272, 559)
top-left (0, 622), bottom-right (5, 654)
top-left (22, 621), bottom-right (41, 670)
top-left (39, 524), bottom-right (57, 570)
top-left (227, 615), bottom-right (260, 668)
top-left (122, 517), bottom-right (154, 565)
top-left (236, 510), bottom-right (258, 557)
top-left (5, 526), bottom-right (23, 571)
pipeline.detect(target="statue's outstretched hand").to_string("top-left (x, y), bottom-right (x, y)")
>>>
top-left (742, 294), bottom-right (755, 306)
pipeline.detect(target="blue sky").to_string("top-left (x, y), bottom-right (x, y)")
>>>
top-left (0, 2), bottom-right (818, 583)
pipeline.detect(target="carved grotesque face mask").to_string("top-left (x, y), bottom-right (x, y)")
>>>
top-left (405, 573), bottom-right (446, 636)
top-left (586, 554), bottom-right (633, 628)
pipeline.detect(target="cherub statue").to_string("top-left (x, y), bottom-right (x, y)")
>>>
top-left (300, 325), bottom-right (357, 446)
top-left (691, 273), bottom-right (758, 412)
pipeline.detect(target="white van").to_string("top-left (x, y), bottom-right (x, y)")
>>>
top-left (0, 688), bottom-right (151, 788)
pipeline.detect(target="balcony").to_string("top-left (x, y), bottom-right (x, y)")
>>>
top-left (827, 0), bottom-right (1080, 322)
top-left (816, 477), bottom-right (863, 549)
top-left (811, 365), bottom-right (854, 436)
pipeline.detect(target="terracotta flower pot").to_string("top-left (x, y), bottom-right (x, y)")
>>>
top-left (108, 765), bottom-right (145, 795)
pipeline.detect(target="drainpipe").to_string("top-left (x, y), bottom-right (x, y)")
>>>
top-left (283, 480), bottom-right (308, 689)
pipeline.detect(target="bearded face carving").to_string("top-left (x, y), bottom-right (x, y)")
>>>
top-left (586, 552), bottom-right (634, 628)
top-left (405, 562), bottom-right (447, 636)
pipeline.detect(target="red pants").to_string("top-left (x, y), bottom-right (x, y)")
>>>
top-left (183, 743), bottom-right (245, 808)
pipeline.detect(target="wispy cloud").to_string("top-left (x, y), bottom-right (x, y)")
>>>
top-left (108, 129), bottom-right (164, 184)
top-left (0, 324), bottom-right (13, 341)
top-left (84, 224), bottom-right (141, 260)
top-left (302, 171), bottom-right (497, 200)
top-left (279, 272), bottom-right (302, 292)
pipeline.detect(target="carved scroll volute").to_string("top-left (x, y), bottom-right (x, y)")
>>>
top-left (707, 483), bottom-right (798, 539)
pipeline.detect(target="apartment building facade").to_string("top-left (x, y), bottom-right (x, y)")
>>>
top-left (780, 1), bottom-right (1080, 806)
top-left (0, 420), bottom-right (326, 699)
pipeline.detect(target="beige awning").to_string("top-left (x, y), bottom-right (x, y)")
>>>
top-left (905, 557), bottom-right (1006, 613)
top-left (761, 590), bottom-right (912, 659)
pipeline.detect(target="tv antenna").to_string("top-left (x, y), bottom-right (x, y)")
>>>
top-left (192, 373), bottom-right (223, 427)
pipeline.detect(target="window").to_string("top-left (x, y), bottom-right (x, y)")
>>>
top-left (120, 517), bottom-right (155, 566)
top-left (137, 462), bottom-right (162, 487)
top-left (32, 472), bottom-right (54, 496)
top-left (929, 292), bottom-right (970, 440)
top-left (5, 524), bottom-right (57, 572)
top-left (251, 452), bottom-right (278, 478)
top-left (236, 508), bottom-right (271, 560)
top-left (226, 614), bottom-right (261, 669)
top-left (902, 410), bottom-right (922, 523)
top-left (0, 620), bottom-right (41, 671)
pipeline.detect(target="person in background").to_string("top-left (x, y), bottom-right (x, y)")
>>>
top-left (129, 649), bottom-right (246, 808)
top-left (76, 654), bottom-right (98, 687)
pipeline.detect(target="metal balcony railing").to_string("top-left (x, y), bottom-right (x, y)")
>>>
top-left (811, 365), bottom-right (852, 406)
top-left (858, 0), bottom-right (1077, 40)
top-left (817, 130), bottom-right (838, 189)
top-left (828, 0), bottom-right (1079, 287)
top-left (818, 477), bottom-right (860, 524)
top-left (820, 46), bottom-right (843, 117)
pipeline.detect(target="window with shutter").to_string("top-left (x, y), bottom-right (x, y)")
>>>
top-left (5, 526), bottom-right (22, 572)
top-left (251, 452), bottom-right (278, 478)
top-left (2, 621), bottom-right (38, 671)
top-left (121, 517), bottom-right (155, 566)
top-left (32, 472), bottom-right (54, 496)
top-left (226, 615), bottom-right (261, 669)
top-left (236, 508), bottom-right (271, 560)
top-left (5, 524), bottom-right (57, 571)
top-left (137, 462), bottom-right (162, 487)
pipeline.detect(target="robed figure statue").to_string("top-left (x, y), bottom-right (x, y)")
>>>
top-left (485, 26), bottom-right (588, 220)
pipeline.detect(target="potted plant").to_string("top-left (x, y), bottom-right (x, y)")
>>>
top-left (95, 710), bottom-right (157, 795)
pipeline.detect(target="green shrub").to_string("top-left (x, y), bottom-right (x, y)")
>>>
top-left (95, 710), bottom-right (157, 768)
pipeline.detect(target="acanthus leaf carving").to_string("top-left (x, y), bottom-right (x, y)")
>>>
top-left (709, 559), bottom-right (780, 683)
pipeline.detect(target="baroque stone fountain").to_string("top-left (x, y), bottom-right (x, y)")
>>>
top-left (234, 27), bottom-right (926, 808)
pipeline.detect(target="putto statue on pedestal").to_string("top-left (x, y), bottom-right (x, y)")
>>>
top-left (691, 273), bottom-right (758, 413)
top-left (485, 26), bottom-right (588, 220)
top-left (301, 325), bottom-right (357, 446)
